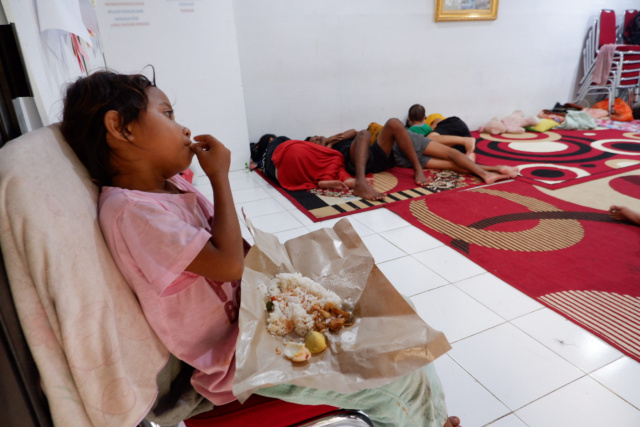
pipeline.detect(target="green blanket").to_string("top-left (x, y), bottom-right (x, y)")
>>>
top-left (557, 110), bottom-right (597, 130)
top-left (257, 363), bottom-right (448, 427)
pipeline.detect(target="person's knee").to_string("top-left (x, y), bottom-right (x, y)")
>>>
top-left (356, 129), bottom-right (370, 140)
top-left (384, 118), bottom-right (403, 130)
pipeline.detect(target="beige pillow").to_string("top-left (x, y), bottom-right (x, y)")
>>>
top-left (0, 124), bottom-right (169, 427)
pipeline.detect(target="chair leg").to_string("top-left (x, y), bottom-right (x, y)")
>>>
top-left (608, 92), bottom-right (614, 115)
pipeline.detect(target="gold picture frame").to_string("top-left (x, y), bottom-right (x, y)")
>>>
top-left (434, 0), bottom-right (499, 22)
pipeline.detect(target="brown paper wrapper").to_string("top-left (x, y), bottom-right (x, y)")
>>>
top-left (233, 217), bottom-right (451, 402)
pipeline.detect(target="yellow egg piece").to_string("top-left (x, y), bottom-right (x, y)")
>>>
top-left (305, 331), bottom-right (327, 354)
top-left (283, 342), bottom-right (311, 362)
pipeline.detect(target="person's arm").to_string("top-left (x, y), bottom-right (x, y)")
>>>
top-left (185, 135), bottom-right (244, 282)
top-left (325, 129), bottom-right (358, 148)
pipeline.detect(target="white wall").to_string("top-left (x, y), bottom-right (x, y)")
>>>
top-left (233, 0), bottom-right (640, 143)
top-left (95, 0), bottom-right (250, 172)
top-left (0, 0), bottom-right (103, 125)
top-left (6, 1), bottom-right (639, 171)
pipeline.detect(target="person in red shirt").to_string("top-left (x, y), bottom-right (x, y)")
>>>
top-left (262, 136), bottom-right (374, 192)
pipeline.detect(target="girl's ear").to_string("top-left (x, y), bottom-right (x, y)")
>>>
top-left (104, 110), bottom-right (130, 143)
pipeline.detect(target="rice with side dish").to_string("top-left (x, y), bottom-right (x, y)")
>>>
top-left (261, 272), bottom-right (342, 337)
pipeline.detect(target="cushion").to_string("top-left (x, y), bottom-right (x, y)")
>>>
top-left (0, 124), bottom-right (169, 426)
top-left (526, 118), bottom-right (559, 132)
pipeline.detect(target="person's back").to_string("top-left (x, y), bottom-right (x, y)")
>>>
top-left (271, 139), bottom-right (352, 190)
top-left (408, 122), bottom-right (433, 136)
top-left (406, 104), bottom-right (432, 135)
top-left (99, 175), bottom-right (240, 404)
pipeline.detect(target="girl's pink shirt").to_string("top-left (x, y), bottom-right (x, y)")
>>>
top-left (98, 175), bottom-right (240, 405)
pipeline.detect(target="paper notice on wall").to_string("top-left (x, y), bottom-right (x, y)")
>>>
top-left (167, 0), bottom-right (202, 14)
top-left (35, 0), bottom-right (105, 74)
top-left (36, 0), bottom-right (93, 42)
top-left (78, 0), bottom-right (101, 37)
top-left (101, 2), bottom-right (148, 28)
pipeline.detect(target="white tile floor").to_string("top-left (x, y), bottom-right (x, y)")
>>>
top-left (194, 169), bottom-right (640, 427)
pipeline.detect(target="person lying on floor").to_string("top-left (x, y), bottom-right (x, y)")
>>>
top-left (305, 118), bottom-right (518, 201)
top-left (260, 136), bottom-right (374, 191)
top-left (406, 104), bottom-right (476, 160)
top-left (60, 70), bottom-right (461, 427)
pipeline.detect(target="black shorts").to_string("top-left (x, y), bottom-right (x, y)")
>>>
top-left (433, 116), bottom-right (471, 137)
top-left (334, 138), bottom-right (395, 175)
top-left (393, 131), bottom-right (431, 169)
top-left (433, 116), bottom-right (471, 154)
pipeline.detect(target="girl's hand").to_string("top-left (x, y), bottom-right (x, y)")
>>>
top-left (191, 134), bottom-right (231, 178)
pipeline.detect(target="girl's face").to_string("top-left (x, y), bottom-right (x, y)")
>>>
top-left (125, 87), bottom-right (193, 177)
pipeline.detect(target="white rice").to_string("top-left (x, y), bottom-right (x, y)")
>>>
top-left (262, 272), bottom-right (342, 337)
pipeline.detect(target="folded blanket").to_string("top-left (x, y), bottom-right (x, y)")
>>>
top-left (257, 363), bottom-right (447, 427)
top-left (0, 125), bottom-right (170, 426)
top-left (557, 110), bottom-right (598, 130)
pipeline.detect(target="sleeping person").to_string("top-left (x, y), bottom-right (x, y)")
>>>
top-left (303, 118), bottom-right (517, 201)
top-left (261, 136), bottom-right (374, 192)
top-left (406, 104), bottom-right (476, 160)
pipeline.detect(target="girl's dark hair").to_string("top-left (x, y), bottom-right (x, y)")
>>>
top-left (60, 70), bottom-right (156, 187)
top-left (406, 104), bottom-right (426, 127)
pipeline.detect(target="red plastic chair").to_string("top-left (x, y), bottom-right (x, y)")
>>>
top-left (621, 9), bottom-right (639, 43)
top-left (598, 9), bottom-right (617, 46)
top-left (576, 10), bottom-right (618, 110)
top-left (577, 11), bottom-right (616, 88)
top-left (576, 10), bottom-right (640, 112)
top-left (184, 395), bottom-right (372, 427)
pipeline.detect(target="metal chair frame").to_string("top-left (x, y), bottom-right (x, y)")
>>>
top-left (576, 9), bottom-right (640, 113)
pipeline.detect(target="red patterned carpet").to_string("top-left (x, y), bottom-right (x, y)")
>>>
top-left (472, 128), bottom-right (640, 188)
top-left (255, 167), bottom-right (483, 222)
top-left (385, 178), bottom-right (640, 362)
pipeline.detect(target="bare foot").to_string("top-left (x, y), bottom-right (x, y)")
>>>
top-left (482, 172), bottom-right (511, 185)
top-left (366, 177), bottom-right (375, 187)
top-left (498, 165), bottom-right (519, 178)
top-left (415, 168), bottom-right (429, 186)
top-left (443, 416), bottom-right (461, 427)
top-left (353, 179), bottom-right (386, 201)
top-left (609, 205), bottom-right (640, 225)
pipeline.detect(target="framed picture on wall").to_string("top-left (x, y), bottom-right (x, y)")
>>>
top-left (434, 0), bottom-right (499, 22)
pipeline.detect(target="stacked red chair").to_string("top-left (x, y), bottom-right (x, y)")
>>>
top-left (575, 9), bottom-right (640, 113)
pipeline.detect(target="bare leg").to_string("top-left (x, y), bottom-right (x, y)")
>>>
top-left (609, 205), bottom-right (640, 225)
top-left (378, 118), bottom-right (429, 186)
top-left (425, 158), bottom-right (519, 182)
top-left (429, 133), bottom-right (476, 156)
top-left (349, 130), bottom-right (387, 201)
top-left (423, 140), bottom-right (514, 184)
top-left (481, 164), bottom-right (519, 178)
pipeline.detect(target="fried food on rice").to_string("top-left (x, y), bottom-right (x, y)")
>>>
top-left (261, 273), bottom-right (352, 337)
